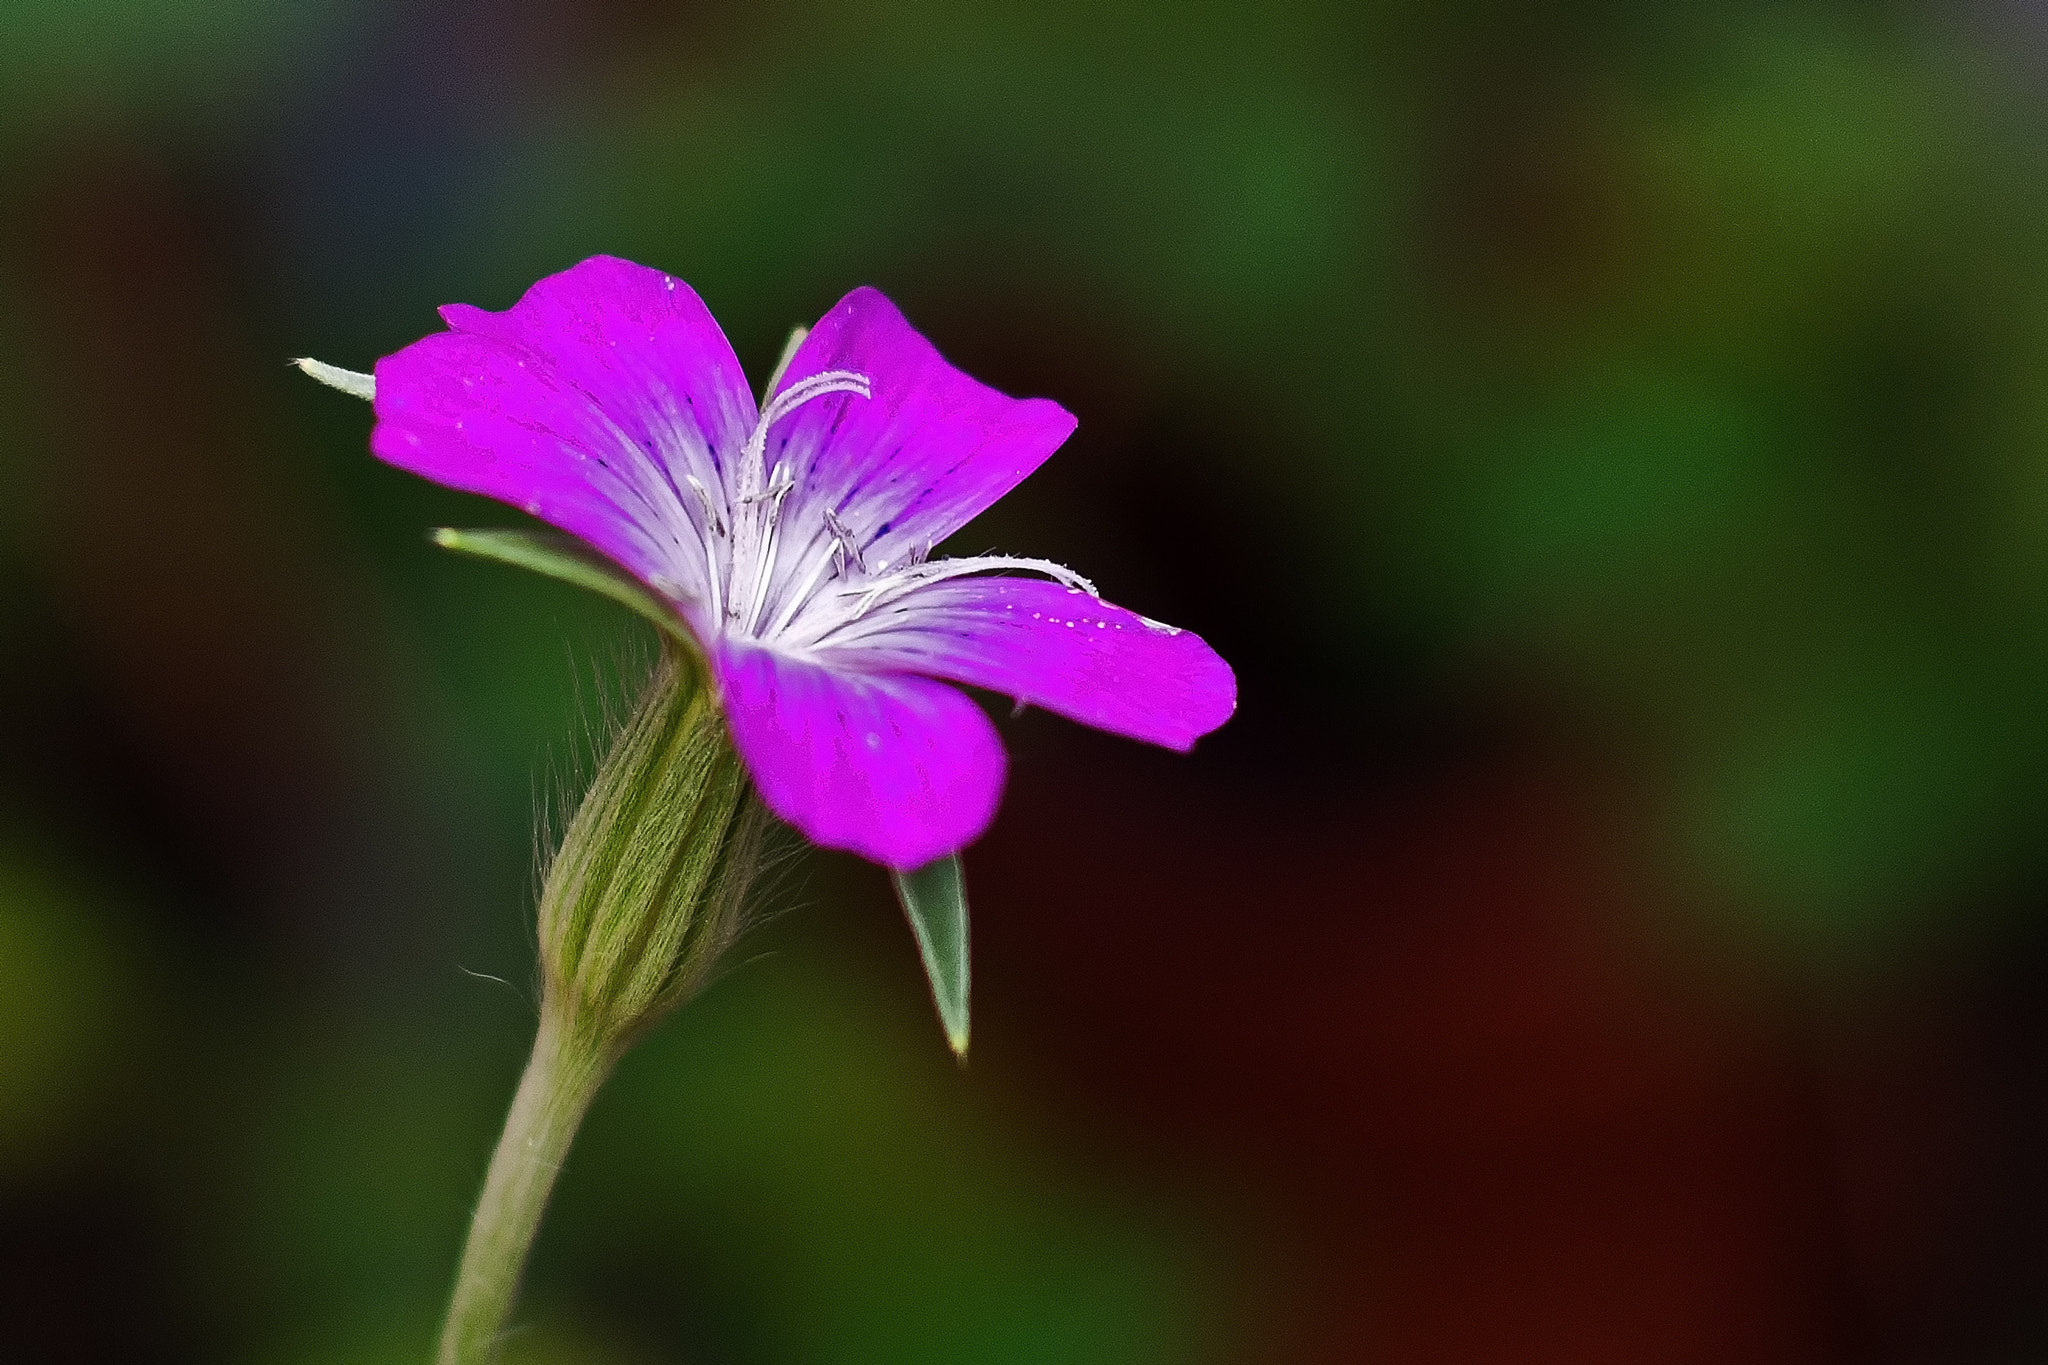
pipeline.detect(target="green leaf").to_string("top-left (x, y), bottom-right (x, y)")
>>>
top-left (892, 854), bottom-right (970, 1058)
top-left (431, 527), bottom-right (698, 654)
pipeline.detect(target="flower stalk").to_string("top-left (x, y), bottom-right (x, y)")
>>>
top-left (435, 1005), bottom-right (609, 1365)
top-left (437, 640), bottom-right (766, 1365)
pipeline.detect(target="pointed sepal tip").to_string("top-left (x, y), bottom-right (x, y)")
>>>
top-left (293, 356), bottom-right (375, 400)
top-left (892, 853), bottom-right (970, 1059)
top-left (429, 526), bottom-right (700, 663)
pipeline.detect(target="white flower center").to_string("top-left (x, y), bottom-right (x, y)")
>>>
top-left (683, 366), bottom-right (1098, 655)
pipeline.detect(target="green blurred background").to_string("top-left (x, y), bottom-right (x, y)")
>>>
top-left (7, 1), bottom-right (2048, 1360)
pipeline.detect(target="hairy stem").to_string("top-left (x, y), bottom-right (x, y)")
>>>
top-left (435, 1008), bottom-right (612, 1364)
top-left (432, 640), bottom-right (760, 1361)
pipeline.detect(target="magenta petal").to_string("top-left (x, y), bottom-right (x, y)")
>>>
top-left (765, 288), bottom-right (1076, 572)
top-left (370, 256), bottom-right (755, 617)
top-left (823, 577), bottom-right (1237, 751)
top-left (715, 639), bottom-right (1006, 869)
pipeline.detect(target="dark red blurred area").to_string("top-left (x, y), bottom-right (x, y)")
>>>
top-left (974, 727), bottom-right (2048, 1362)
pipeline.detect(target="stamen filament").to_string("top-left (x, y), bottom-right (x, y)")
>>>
top-left (682, 474), bottom-right (726, 622)
top-left (757, 536), bottom-right (841, 639)
top-left (822, 508), bottom-right (867, 574)
top-left (739, 369), bottom-right (871, 470)
top-left (789, 555), bottom-right (1099, 650)
top-left (722, 368), bottom-right (871, 635)
top-left (739, 463), bottom-right (795, 635)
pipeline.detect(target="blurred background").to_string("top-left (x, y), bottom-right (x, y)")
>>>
top-left (7, 0), bottom-right (2048, 1360)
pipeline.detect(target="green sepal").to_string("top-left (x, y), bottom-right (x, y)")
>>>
top-left (538, 642), bottom-right (764, 1043)
top-left (892, 853), bottom-right (970, 1058)
top-left (432, 527), bottom-right (700, 655)
top-left (763, 325), bottom-right (809, 401)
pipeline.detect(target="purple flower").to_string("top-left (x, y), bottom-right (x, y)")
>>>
top-left (369, 256), bottom-right (1235, 869)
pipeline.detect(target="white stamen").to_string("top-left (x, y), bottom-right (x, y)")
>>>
top-left (850, 555), bottom-right (1094, 617)
top-left (822, 507), bottom-right (867, 575)
top-left (786, 554), bottom-right (1099, 650)
top-left (683, 474), bottom-right (725, 536)
top-left (760, 369), bottom-right (871, 430)
top-left (719, 369), bottom-right (872, 636)
top-left (738, 461), bottom-right (798, 633)
top-left (740, 369), bottom-right (871, 470)
top-left (682, 474), bottom-right (727, 621)
top-left (757, 543), bottom-right (842, 640)
top-left (740, 460), bottom-right (794, 504)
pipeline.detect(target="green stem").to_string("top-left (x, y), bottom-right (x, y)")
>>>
top-left (430, 639), bottom-right (760, 1360)
top-left (435, 1008), bottom-right (613, 1364)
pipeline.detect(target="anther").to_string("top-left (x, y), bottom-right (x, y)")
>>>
top-left (740, 460), bottom-right (795, 506)
top-left (822, 508), bottom-right (867, 575)
top-left (683, 474), bottom-right (725, 535)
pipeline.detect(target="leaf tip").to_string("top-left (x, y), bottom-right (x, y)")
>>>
top-left (893, 853), bottom-right (972, 1062)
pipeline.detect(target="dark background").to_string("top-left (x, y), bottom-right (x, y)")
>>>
top-left (7, 1), bottom-right (2048, 1360)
